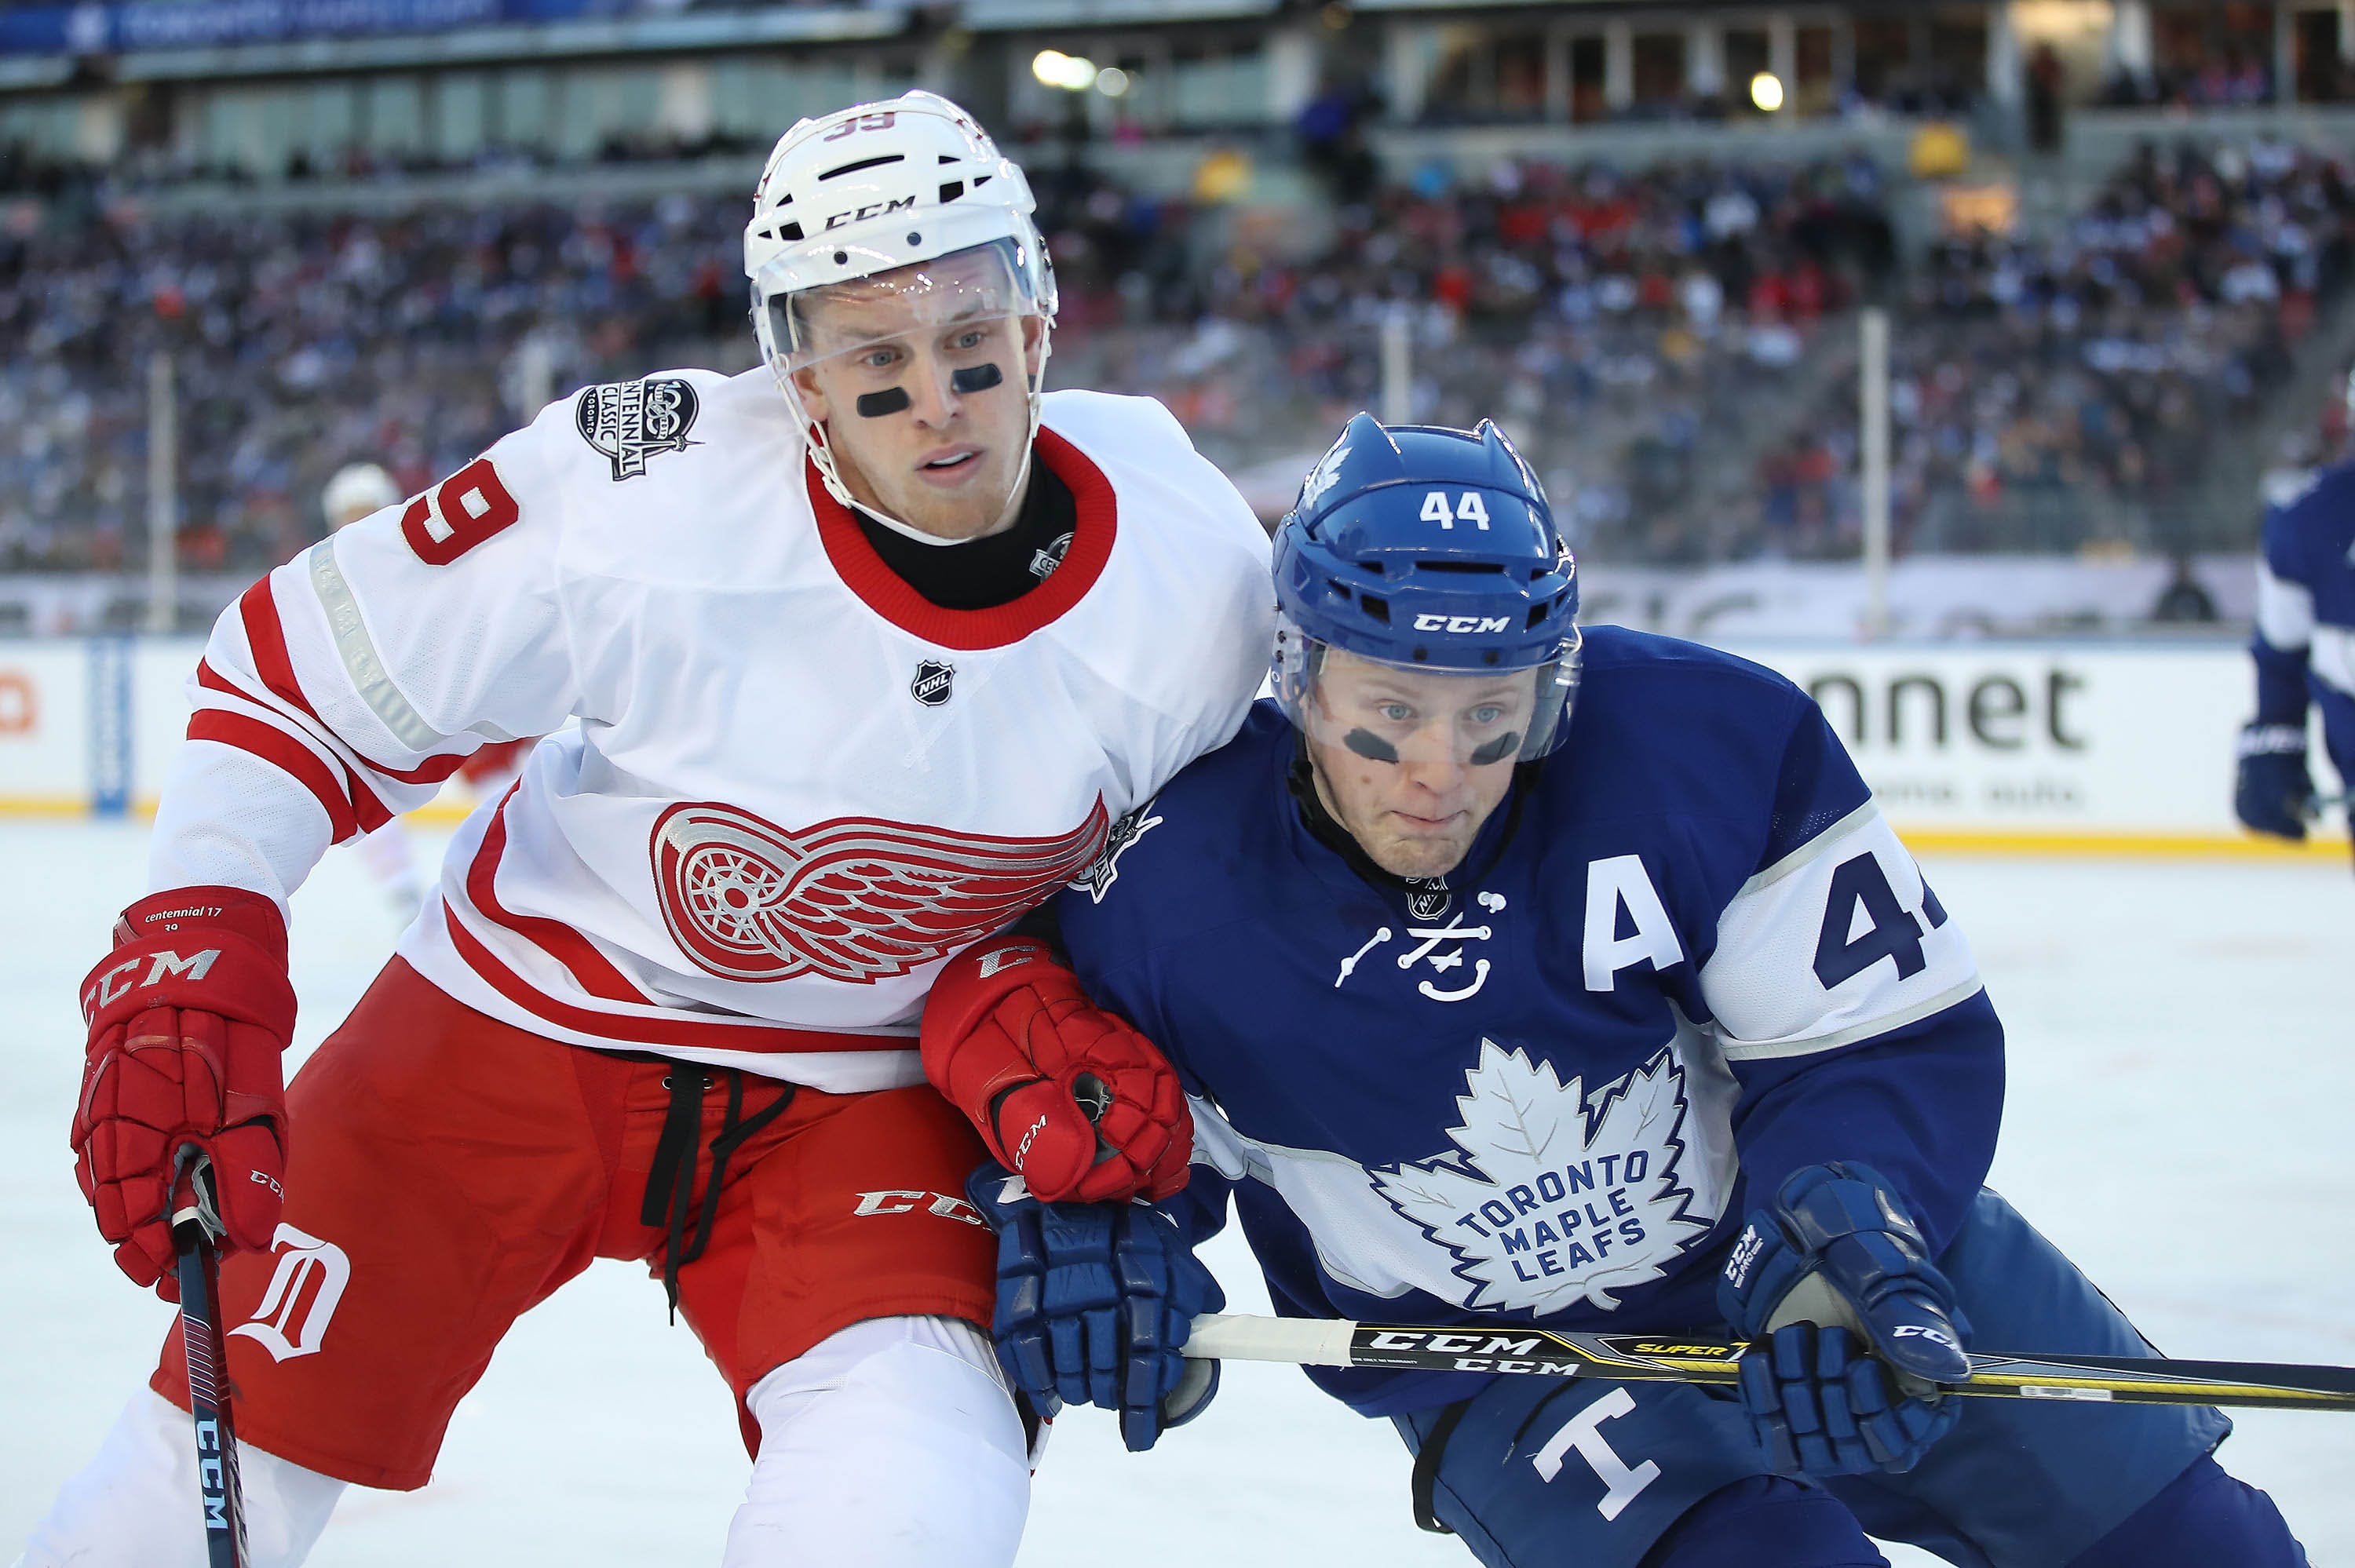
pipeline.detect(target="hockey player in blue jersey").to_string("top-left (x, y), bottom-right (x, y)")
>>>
top-left (2236, 385), bottom-right (2355, 857)
top-left (919, 415), bottom-right (2311, 1568)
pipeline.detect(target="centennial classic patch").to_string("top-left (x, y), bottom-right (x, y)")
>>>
top-left (576, 377), bottom-right (700, 481)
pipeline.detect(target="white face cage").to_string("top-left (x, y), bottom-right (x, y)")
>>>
top-left (743, 91), bottom-right (1058, 524)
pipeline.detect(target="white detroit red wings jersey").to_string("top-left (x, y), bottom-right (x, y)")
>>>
top-left (148, 371), bottom-right (1276, 1091)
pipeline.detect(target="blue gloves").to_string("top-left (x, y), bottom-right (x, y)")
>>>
top-left (966, 1162), bottom-right (1223, 1452)
top-left (1718, 1162), bottom-right (1970, 1476)
top-left (2236, 723), bottom-right (2313, 840)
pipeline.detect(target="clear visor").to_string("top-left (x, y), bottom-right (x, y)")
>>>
top-left (768, 239), bottom-right (1037, 385)
top-left (1276, 627), bottom-right (1580, 768)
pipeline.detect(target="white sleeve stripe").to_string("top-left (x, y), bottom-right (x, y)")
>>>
top-left (307, 539), bottom-right (448, 753)
top-left (2313, 625), bottom-right (2355, 700)
top-left (192, 686), bottom-right (358, 782)
top-left (195, 657), bottom-right (377, 785)
top-left (2255, 560), bottom-right (2316, 651)
top-left (1718, 976), bottom-right (1986, 1061)
top-left (1734, 797), bottom-right (1880, 900)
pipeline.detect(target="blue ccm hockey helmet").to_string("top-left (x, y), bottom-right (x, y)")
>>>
top-left (1272, 413), bottom-right (1582, 765)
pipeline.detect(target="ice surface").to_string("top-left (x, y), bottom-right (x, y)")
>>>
top-left (2, 819), bottom-right (2349, 1566)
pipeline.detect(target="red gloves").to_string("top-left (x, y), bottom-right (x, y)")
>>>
top-left (73, 888), bottom-right (297, 1298)
top-left (922, 936), bottom-right (1192, 1203)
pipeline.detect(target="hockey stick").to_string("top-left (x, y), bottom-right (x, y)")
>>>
top-left (171, 1149), bottom-right (250, 1568)
top-left (1184, 1314), bottom-right (2355, 1413)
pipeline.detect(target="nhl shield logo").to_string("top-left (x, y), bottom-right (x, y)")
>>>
top-left (911, 660), bottom-right (955, 706)
top-left (1404, 877), bottom-right (1452, 921)
top-left (576, 377), bottom-right (700, 481)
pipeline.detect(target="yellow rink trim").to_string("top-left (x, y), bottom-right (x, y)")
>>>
top-left (0, 795), bottom-right (104, 817)
top-left (0, 800), bottom-right (2344, 858)
top-left (1898, 828), bottom-right (2350, 859)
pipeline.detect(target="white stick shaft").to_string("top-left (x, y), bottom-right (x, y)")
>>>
top-left (1185, 1312), bottom-right (1359, 1368)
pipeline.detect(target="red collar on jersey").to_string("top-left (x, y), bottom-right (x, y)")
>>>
top-left (805, 426), bottom-right (1117, 651)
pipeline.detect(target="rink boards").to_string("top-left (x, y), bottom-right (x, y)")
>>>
top-left (0, 635), bottom-right (2345, 854)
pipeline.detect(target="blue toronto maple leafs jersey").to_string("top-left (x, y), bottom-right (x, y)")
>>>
top-left (1054, 627), bottom-right (2006, 1417)
top-left (2254, 459), bottom-right (2355, 782)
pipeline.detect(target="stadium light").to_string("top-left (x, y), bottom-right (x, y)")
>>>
top-left (1750, 71), bottom-right (1785, 112)
top-left (1031, 50), bottom-right (1100, 92)
top-left (1095, 67), bottom-right (1130, 97)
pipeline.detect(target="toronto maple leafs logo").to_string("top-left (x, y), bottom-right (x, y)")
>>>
top-left (1371, 1041), bottom-right (1710, 1314)
top-left (1298, 442), bottom-right (1349, 512)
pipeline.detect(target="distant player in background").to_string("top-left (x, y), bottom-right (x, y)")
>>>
top-left (26, 93), bottom-right (1270, 1568)
top-left (2236, 373), bottom-right (2355, 861)
top-left (928, 416), bottom-right (2310, 1568)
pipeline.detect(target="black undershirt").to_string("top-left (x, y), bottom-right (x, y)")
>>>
top-left (855, 460), bottom-right (1078, 611)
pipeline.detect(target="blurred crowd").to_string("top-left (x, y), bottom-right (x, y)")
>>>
top-left (1751, 135), bottom-right (2355, 560)
top-left (0, 150), bottom-right (1896, 577)
top-left (0, 129), bottom-right (771, 202)
top-left (2099, 58), bottom-right (2280, 111)
top-left (0, 135), bottom-right (2345, 586)
top-left (1051, 153), bottom-right (1897, 562)
top-left (0, 195), bottom-right (748, 574)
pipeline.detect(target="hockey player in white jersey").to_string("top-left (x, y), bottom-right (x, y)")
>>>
top-left (24, 93), bottom-right (1271, 1568)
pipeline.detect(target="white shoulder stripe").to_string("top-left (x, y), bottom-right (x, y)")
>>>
top-left (1703, 804), bottom-right (1981, 1060)
top-left (2312, 625), bottom-right (2355, 700)
top-left (2256, 560), bottom-right (2316, 652)
top-left (307, 538), bottom-right (447, 752)
top-left (1718, 976), bottom-right (1985, 1061)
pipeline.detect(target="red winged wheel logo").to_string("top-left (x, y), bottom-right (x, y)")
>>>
top-left (651, 799), bottom-right (1112, 983)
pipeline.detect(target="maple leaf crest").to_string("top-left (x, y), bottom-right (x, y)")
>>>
top-left (1371, 1041), bottom-right (1711, 1314)
top-left (1298, 443), bottom-right (1349, 509)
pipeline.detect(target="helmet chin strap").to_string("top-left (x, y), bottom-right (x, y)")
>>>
top-left (841, 443), bottom-right (1036, 547)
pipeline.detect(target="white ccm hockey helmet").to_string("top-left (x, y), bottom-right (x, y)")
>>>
top-left (321, 461), bottom-right (400, 529)
top-left (744, 91), bottom-right (1059, 517)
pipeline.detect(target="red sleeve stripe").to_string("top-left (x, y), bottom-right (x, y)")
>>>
top-left (221, 593), bottom-right (476, 791)
top-left (194, 658), bottom-right (247, 702)
top-left (441, 899), bottom-right (915, 1055)
top-left (188, 709), bottom-right (360, 841)
top-left (345, 764), bottom-right (394, 834)
top-left (236, 578), bottom-right (328, 731)
top-left (464, 788), bottom-right (652, 1005)
top-left (193, 665), bottom-right (394, 833)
